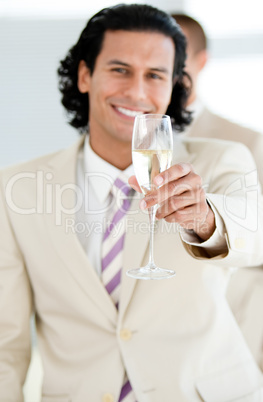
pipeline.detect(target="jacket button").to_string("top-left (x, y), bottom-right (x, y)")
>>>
top-left (102, 393), bottom-right (114, 402)
top-left (120, 328), bottom-right (132, 341)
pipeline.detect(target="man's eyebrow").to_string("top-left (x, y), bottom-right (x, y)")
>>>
top-left (150, 67), bottom-right (170, 74)
top-left (107, 60), bottom-right (130, 67)
top-left (107, 60), bottom-right (170, 74)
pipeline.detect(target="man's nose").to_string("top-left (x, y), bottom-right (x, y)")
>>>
top-left (123, 74), bottom-right (147, 101)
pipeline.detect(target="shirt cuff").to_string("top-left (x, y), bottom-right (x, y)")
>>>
top-left (180, 197), bottom-right (228, 255)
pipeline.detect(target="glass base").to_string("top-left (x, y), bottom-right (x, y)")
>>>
top-left (126, 264), bottom-right (176, 280)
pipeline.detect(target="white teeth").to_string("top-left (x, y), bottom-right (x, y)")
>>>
top-left (116, 107), bottom-right (144, 117)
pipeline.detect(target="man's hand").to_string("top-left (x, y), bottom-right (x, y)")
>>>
top-left (129, 163), bottom-right (216, 241)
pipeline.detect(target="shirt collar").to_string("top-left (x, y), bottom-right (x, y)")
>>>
top-left (83, 135), bottom-right (134, 204)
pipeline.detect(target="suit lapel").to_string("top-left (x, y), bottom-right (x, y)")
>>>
top-left (41, 136), bottom-right (117, 325)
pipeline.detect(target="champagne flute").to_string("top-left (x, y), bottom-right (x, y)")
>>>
top-left (127, 114), bottom-right (176, 280)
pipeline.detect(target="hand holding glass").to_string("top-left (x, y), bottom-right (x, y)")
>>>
top-left (127, 114), bottom-right (176, 280)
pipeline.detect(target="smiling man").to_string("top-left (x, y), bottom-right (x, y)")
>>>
top-left (77, 30), bottom-right (175, 169)
top-left (0, 4), bottom-right (263, 402)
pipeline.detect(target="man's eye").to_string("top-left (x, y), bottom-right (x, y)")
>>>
top-left (112, 67), bottom-right (128, 74)
top-left (148, 72), bottom-right (162, 80)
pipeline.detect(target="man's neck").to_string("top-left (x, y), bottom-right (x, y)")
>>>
top-left (89, 134), bottom-right (132, 170)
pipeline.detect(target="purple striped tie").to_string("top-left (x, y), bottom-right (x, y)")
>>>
top-left (101, 176), bottom-right (132, 306)
top-left (101, 175), bottom-right (137, 402)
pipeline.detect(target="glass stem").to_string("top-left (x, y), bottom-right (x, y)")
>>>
top-left (148, 205), bottom-right (157, 269)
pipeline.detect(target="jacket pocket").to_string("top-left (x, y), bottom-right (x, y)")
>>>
top-left (195, 359), bottom-right (263, 402)
top-left (41, 396), bottom-right (71, 402)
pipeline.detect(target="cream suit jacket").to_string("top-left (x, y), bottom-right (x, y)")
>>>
top-left (185, 106), bottom-right (263, 371)
top-left (0, 135), bottom-right (263, 402)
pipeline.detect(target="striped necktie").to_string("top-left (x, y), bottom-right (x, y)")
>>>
top-left (101, 175), bottom-right (137, 402)
top-left (101, 175), bottom-right (133, 307)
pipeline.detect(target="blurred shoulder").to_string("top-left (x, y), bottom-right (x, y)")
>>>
top-left (179, 135), bottom-right (256, 170)
top-left (0, 137), bottom-right (84, 184)
top-left (196, 107), bottom-right (262, 139)
top-left (181, 135), bottom-right (249, 154)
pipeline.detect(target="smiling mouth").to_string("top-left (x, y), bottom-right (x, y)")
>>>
top-left (115, 106), bottom-right (146, 117)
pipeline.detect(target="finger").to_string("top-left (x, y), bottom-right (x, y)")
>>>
top-left (128, 175), bottom-right (142, 193)
top-left (160, 172), bottom-right (202, 200)
top-left (141, 172), bottom-right (202, 210)
top-left (163, 203), bottom-right (209, 226)
top-left (162, 205), bottom-right (202, 226)
top-left (153, 163), bottom-right (193, 187)
top-left (156, 192), bottom-right (197, 220)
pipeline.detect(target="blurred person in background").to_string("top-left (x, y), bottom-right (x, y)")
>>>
top-left (172, 12), bottom-right (263, 371)
top-left (0, 4), bottom-right (263, 401)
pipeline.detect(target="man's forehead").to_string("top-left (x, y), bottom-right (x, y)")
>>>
top-left (100, 29), bottom-right (175, 56)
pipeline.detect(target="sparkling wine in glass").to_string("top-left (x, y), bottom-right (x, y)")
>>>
top-left (127, 114), bottom-right (176, 280)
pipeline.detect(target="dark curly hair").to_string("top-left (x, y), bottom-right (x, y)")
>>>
top-left (57, 3), bottom-right (192, 133)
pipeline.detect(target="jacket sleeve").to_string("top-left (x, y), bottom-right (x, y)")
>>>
top-left (0, 171), bottom-right (33, 402)
top-left (182, 141), bottom-right (263, 268)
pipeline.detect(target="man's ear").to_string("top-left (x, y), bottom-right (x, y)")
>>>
top-left (197, 49), bottom-right (208, 72)
top-left (77, 60), bottom-right (91, 93)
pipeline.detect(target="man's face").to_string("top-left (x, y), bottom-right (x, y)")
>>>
top-left (78, 30), bottom-right (175, 148)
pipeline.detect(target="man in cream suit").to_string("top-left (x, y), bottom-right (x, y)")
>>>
top-left (1, 5), bottom-right (263, 401)
top-left (172, 13), bottom-right (263, 371)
